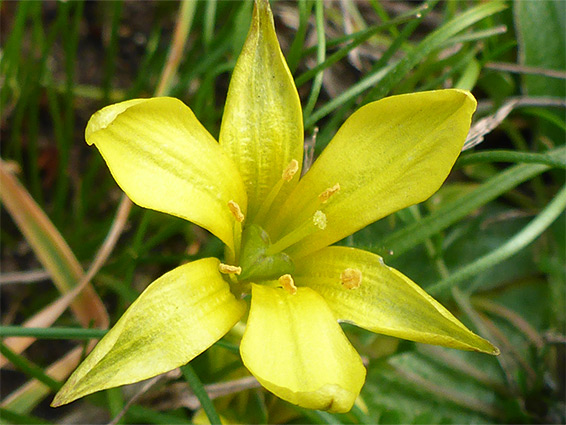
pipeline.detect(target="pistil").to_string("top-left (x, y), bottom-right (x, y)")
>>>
top-left (266, 210), bottom-right (327, 255)
top-left (227, 200), bottom-right (245, 262)
top-left (253, 159), bottom-right (299, 224)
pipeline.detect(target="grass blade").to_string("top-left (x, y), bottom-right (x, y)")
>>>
top-left (429, 184), bottom-right (566, 296)
top-left (0, 161), bottom-right (108, 329)
top-left (306, 2), bottom-right (507, 127)
top-left (456, 150), bottom-right (566, 169)
top-left (372, 158), bottom-right (560, 258)
top-left (0, 342), bottom-right (61, 392)
top-left (1, 344), bottom-right (93, 413)
top-left (181, 364), bottom-right (222, 425)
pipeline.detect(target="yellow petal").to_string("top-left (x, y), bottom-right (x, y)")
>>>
top-left (86, 97), bottom-right (246, 252)
top-left (219, 0), bottom-right (303, 221)
top-left (52, 258), bottom-right (246, 406)
top-left (240, 284), bottom-right (366, 413)
top-left (268, 90), bottom-right (476, 259)
top-left (294, 247), bottom-right (499, 355)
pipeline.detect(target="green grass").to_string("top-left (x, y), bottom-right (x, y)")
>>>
top-left (1, 0), bottom-right (564, 423)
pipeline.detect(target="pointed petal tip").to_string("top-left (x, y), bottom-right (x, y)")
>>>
top-left (459, 333), bottom-right (499, 355)
top-left (50, 397), bottom-right (68, 408)
top-left (220, 0), bottom-right (303, 218)
top-left (251, 0), bottom-right (272, 31)
top-left (477, 340), bottom-right (500, 356)
top-left (294, 247), bottom-right (501, 356)
top-left (51, 259), bottom-right (245, 408)
top-left (255, 0), bottom-right (271, 14)
top-left (461, 326), bottom-right (499, 356)
top-left (50, 387), bottom-right (79, 408)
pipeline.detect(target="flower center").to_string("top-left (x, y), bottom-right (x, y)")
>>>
top-left (236, 224), bottom-right (294, 282)
top-left (223, 176), bottom-right (342, 288)
top-left (265, 182), bottom-right (340, 256)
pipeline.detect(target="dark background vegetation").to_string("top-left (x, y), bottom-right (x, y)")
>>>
top-left (1, 1), bottom-right (565, 423)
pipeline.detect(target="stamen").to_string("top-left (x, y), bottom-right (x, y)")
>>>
top-left (318, 183), bottom-right (340, 203)
top-left (340, 268), bottom-right (362, 289)
top-left (266, 210), bottom-right (327, 255)
top-left (219, 263), bottom-right (242, 275)
top-left (279, 274), bottom-right (297, 295)
top-left (228, 200), bottom-right (245, 223)
top-left (253, 159), bottom-right (300, 224)
top-left (282, 159), bottom-right (299, 182)
top-left (312, 210), bottom-right (327, 229)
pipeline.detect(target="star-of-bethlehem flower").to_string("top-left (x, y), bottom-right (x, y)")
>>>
top-left (53, 0), bottom-right (498, 413)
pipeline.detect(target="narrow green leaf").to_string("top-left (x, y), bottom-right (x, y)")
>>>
top-left (363, 1), bottom-right (506, 102)
top-left (0, 1), bottom-right (33, 108)
top-left (286, 0), bottom-right (314, 73)
top-left (373, 157), bottom-right (560, 258)
top-left (456, 150), bottom-right (566, 169)
top-left (181, 364), bottom-right (221, 425)
top-left (0, 343), bottom-right (61, 392)
top-left (306, 2), bottom-right (506, 127)
top-left (0, 326), bottom-right (107, 340)
top-left (203, 0), bottom-right (217, 48)
top-left (302, 0), bottom-right (326, 120)
top-left (448, 26), bottom-right (508, 46)
top-left (102, 1), bottom-right (123, 104)
top-left (515, 0), bottom-right (566, 97)
top-left (429, 184), bottom-right (566, 296)
top-left (126, 405), bottom-right (189, 424)
top-left (0, 408), bottom-right (53, 425)
top-left (295, 3), bottom-right (428, 87)
top-left (294, 406), bottom-right (343, 424)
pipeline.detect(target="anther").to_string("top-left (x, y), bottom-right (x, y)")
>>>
top-left (312, 210), bottom-right (327, 230)
top-left (279, 274), bottom-right (297, 295)
top-left (228, 200), bottom-right (245, 223)
top-left (318, 183), bottom-right (340, 203)
top-left (340, 268), bottom-right (362, 289)
top-left (282, 159), bottom-right (299, 182)
top-left (219, 263), bottom-right (242, 275)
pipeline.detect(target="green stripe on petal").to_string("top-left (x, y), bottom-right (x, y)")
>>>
top-left (52, 258), bottom-right (246, 406)
top-left (219, 0), bottom-right (303, 221)
top-left (240, 284), bottom-right (366, 413)
top-left (86, 97), bottom-right (246, 252)
top-left (268, 90), bottom-right (476, 259)
top-left (294, 247), bottom-right (499, 354)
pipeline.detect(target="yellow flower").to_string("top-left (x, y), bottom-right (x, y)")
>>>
top-left (52, 0), bottom-right (498, 413)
